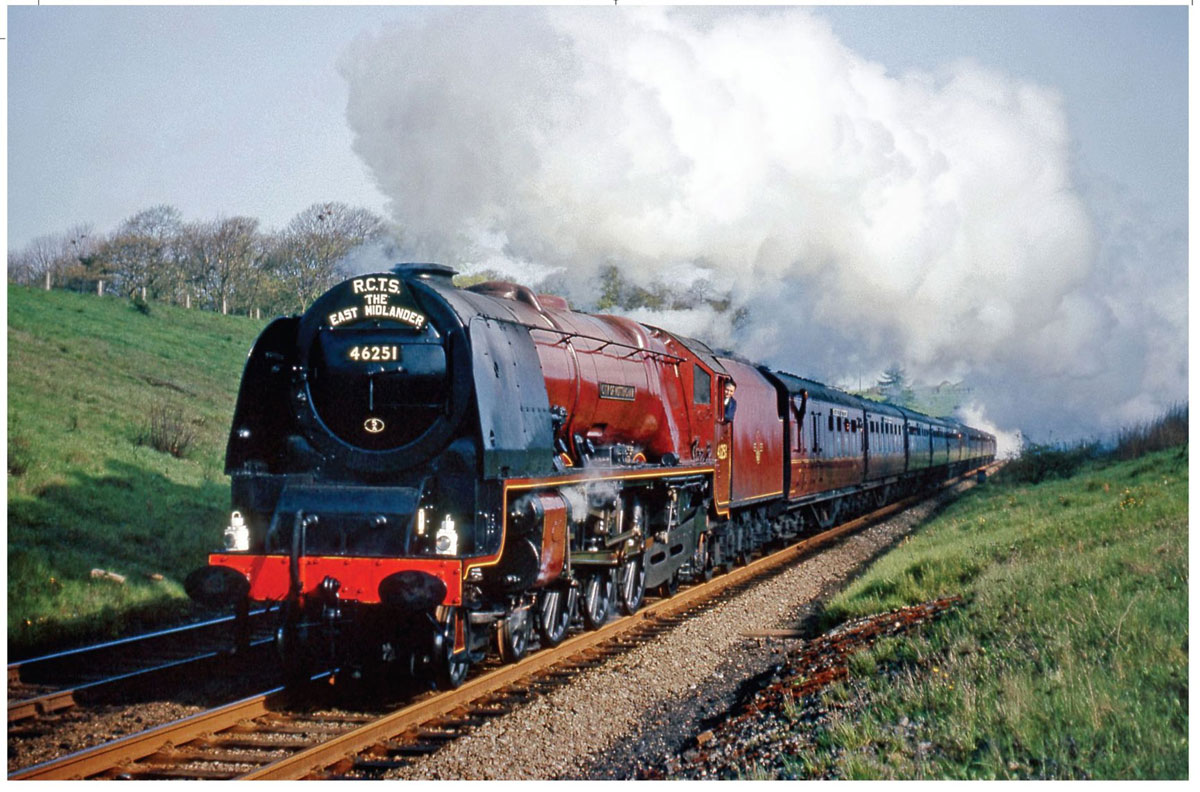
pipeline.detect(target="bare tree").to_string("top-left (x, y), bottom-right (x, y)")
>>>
top-left (273, 202), bottom-right (387, 311)
top-left (8, 249), bottom-right (36, 286)
top-left (60, 225), bottom-right (104, 294)
top-left (10, 201), bottom-right (396, 316)
top-left (8, 226), bottom-right (98, 291)
top-left (182, 216), bottom-right (262, 315)
top-left (95, 206), bottom-right (184, 300)
top-left (20, 234), bottom-right (68, 291)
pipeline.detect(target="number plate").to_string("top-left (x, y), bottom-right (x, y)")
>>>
top-left (347, 345), bottom-right (400, 362)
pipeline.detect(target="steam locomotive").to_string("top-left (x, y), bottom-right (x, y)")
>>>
top-left (186, 263), bottom-right (995, 688)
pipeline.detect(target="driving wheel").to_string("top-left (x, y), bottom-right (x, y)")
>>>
top-left (537, 586), bottom-right (572, 647)
top-left (497, 606), bottom-right (531, 664)
top-left (582, 571), bottom-right (614, 630)
top-left (432, 606), bottom-right (470, 689)
top-left (617, 553), bottom-right (646, 615)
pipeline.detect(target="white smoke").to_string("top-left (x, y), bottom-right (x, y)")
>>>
top-left (338, 7), bottom-right (1186, 442)
top-left (955, 404), bottom-right (1022, 459)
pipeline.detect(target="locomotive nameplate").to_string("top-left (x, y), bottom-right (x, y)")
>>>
top-left (598, 382), bottom-right (636, 401)
top-left (325, 276), bottom-right (427, 330)
top-left (351, 276), bottom-right (405, 295)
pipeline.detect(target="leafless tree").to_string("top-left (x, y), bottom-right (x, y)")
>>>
top-left (11, 202), bottom-right (398, 316)
top-left (181, 216), bottom-right (262, 315)
top-left (273, 202), bottom-right (387, 311)
top-left (8, 225), bottom-right (98, 291)
top-left (95, 206), bottom-right (184, 300)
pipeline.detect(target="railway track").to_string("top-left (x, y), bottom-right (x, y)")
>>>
top-left (8, 609), bottom-right (277, 724)
top-left (10, 464), bottom-right (996, 780)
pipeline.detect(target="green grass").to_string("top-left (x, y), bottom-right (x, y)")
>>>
top-left (785, 446), bottom-right (1187, 779)
top-left (7, 286), bottom-right (266, 655)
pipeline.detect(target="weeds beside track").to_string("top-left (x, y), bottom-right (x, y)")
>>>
top-left (764, 446), bottom-right (1187, 779)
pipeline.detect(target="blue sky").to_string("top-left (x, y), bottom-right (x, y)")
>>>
top-left (8, 6), bottom-right (401, 246)
top-left (6, 5), bottom-right (1185, 249)
top-left (4, 4), bottom-right (1189, 443)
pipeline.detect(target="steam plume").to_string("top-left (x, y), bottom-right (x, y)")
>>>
top-left (339, 7), bottom-right (1186, 441)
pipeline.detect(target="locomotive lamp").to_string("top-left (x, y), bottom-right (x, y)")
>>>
top-left (435, 515), bottom-right (458, 555)
top-left (224, 511), bottom-right (250, 552)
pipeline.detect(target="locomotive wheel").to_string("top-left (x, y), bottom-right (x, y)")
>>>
top-left (582, 571), bottom-right (615, 630)
top-left (695, 534), bottom-right (715, 583)
top-left (432, 607), bottom-right (470, 690)
top-left (617, 554), bottom-right (646, 616)
top-left (537, 586), bottom-right (573, 647)
top-left (497, 606), bottom-right (531, 664)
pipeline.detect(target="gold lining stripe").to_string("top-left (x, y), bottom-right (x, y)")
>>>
top-left (464, 465), bottom-right (717, 575)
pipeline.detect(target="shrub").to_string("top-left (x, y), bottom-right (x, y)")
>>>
top-left (1113, 404), bottom-right (1187, 460)
top-left (137, 402), bottom-right (198, 459)
top-left (998, 441), bottom-right (1101, 485)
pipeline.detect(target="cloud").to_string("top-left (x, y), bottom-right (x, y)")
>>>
top-left (339, 7), bottom-right (1186, 442)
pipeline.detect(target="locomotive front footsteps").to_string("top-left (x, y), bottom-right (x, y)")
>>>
top-left (186, 263), bottom-right (995, 689)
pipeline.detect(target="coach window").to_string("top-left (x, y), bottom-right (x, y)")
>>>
top-left (693, 366), bottom-right (711, 405)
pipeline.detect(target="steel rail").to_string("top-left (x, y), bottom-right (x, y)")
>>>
top-left (8, 608), bottom-right (271, 673)
top-left (244, 463), bottom-right (996, 780)
top-left (8, 688), bottom-right (289, 780)
top-left (9, 463), bottom-right (997, 781)
top-left (8, 638), bottom-right (276, 723)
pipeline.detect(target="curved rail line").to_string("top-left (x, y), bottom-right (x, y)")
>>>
top-left (10, 464), bottom-right (996, 780)
top-left (8, 609), bottom-right (276, 723)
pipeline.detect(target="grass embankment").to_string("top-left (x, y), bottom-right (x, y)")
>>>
top-left (8, 286), bottom-right (265, 655)
top-left (779, 446), bottom-right (1187, 779)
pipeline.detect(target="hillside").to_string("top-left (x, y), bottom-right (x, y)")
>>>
top-left (708, 446), bottom-right (1187, 779)
top-left (7, 286), bottom-right (267, 654)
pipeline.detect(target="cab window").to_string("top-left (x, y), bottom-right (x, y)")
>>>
top-left (693, 366), bottom-right (711, 405)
